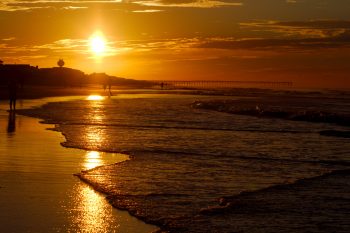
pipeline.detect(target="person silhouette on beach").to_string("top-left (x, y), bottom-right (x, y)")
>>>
top-left (8, 79), bottom-right (18, 111)
top-left (107, 77), bottom-right (113, 97)
top-left (108, 83), bottom-right (112, 96)
top-left (7, 111), bottom-right (16, 133)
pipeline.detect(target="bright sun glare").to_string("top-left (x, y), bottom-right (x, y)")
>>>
top-left (89, 32), bottom-right (106, 56)
top-left (87, 95), bottom-right (105, 101)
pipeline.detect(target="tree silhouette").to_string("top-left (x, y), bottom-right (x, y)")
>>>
top-left (0, 60), bottom-right (3, 65)
top-left (57, 59), bottom-right (65, 68)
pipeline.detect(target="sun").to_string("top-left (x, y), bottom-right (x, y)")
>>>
top-left (89, 32), bottom-right (106, 56)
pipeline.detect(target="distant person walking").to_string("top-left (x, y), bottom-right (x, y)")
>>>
top-left (8, 79), bottom-right (18, 111)
top-left (107, 77), bottom-right (112, 97)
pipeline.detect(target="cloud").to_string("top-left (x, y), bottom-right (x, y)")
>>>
top-left (132, 9), bottom-right (163, 13)
top-left (2, 18), bottom-right (350, 65)
top-left (0, 0), bottom-right (52, 11)
top-left (0, 0), bottom-right (118, 11)
top-left (37, 34), bottom-right (350, 58)
top-left (240, 20), bottom-right (350, 39)
top-left (0, 0), bottom-right (242, 11)
top-left (198, 35), bottom-right (350, 51)
top-left (33, 38), bottom-right (129, 58)
top-left (2, 37), bottom-right (16, 41)
top-left (62, 6), bottom-right (88, 10)
top-left (2, 31), bottom-right (350, 64)
top-left (0, 37), bottom-right (238, 64)
top-left (133, 0), bottom-right (242, 8)
top-left (218, 20), bottom-right (350, 51)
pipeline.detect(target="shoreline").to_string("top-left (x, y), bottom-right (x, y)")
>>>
top-left (0, 98), bottom-right (158, 233)
top-left (2, 84), bottom-right (348, 101)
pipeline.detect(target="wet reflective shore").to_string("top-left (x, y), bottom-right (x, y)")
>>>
top-left (14, 91), bottom-right (350, 232)
top-left (0, 98), bottom-right (157, 233)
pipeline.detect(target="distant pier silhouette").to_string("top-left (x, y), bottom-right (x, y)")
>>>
top-left (0, 62), bottom-right (293, 90)
top-left (153, 80), bottom-right (293, 89)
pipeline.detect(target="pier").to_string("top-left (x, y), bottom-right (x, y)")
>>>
top-left (152, 80), bottom-right (293, 89)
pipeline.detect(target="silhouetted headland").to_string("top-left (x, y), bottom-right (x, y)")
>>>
top-left (0, 62), bottom-right (153, 99)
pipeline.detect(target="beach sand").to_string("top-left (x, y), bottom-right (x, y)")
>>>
top-left (0, 99), bottom-right (158, 233)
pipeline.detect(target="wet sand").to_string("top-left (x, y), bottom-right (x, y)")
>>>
top-left (0, 98), bottom-right (158, 233)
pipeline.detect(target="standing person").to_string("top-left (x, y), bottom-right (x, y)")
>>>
top-left (8, 79), bottom-right (18, 111)
top-left (108, 77), bottom-right (112, 97)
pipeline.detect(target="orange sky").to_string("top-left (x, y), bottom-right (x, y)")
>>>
top-left (1, 0), bottom-right (350, 88)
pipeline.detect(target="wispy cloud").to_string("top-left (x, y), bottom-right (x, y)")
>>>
top-left (33, 38), bottom-right (129, 58)
top-left (198, 35), bottom-right (350, 51)
top-left (132, 9), bottom-right (163, 12)
top-left (2, 37), bottom-right (16, 41)
top-left (2, 18), bottom-right (350, 64)
top-left (0, 37), bottom-right (239, 63)
top-left (0, 0), bottom-right (52, 11)
top-left (0, 0), bottom-right (117, 11)
top-left (240, 20), bottom-right (350, 39)
top-left (2, 29), bottom-right (350, 63)
top-left (0, 0), bottom-right (242, 11)
top-left (62, 6), bottom-right (88, 10)
top-left (133, 0), bottom-right (242, 8)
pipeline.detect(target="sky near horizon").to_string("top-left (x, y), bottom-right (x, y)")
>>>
top-left (1, 0), bottom-right (350, 87)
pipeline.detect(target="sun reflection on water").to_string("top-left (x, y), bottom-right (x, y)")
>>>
top-left (84, 151), bottom-right (102, 170)
top-left (73, 183), bottom-right (117, 233)
top-left (87, 95), bottom-right (105, 101)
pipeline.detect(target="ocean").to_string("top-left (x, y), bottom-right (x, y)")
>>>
top-left (18, 90), bottom-right (350, 232)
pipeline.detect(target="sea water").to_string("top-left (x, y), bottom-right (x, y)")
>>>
top-left (18, 90), bottom-right (350, 232)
